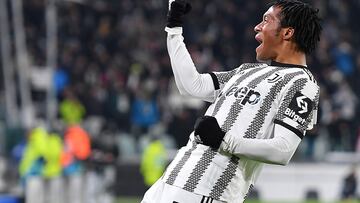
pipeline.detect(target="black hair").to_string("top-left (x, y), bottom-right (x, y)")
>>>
top-left (269, 0), bottom-right (322, 54)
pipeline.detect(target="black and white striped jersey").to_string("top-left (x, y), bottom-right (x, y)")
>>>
top-left (161, 61), bottom-right (320, 202)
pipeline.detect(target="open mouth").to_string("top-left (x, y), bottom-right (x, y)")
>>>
top-left (255, 34), bottom-right (262, 44)
top-left (255, 34), bottom-right (263, 52)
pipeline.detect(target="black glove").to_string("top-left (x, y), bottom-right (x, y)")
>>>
top-left (194, 116), bottom-right (225, 149)
top-left (167, 0), bottom-right (192, 28)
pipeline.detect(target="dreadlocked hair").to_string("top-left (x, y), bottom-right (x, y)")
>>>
top-left (270, 0), bottom-right (322, 54)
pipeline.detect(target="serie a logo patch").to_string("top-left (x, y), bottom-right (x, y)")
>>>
top-left (284, 92), bottom-right (313, 125)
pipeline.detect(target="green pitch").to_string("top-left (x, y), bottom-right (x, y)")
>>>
top-left (116, 197), bottom-right (346, 203)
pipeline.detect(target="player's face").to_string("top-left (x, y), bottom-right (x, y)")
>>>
top-left (254, 6), bottom-right (283, 61)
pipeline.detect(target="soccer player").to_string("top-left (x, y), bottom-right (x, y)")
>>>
top-left (141, 0), bottom-right (322, 202)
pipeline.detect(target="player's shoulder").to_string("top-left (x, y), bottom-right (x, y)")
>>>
top-left (241, 62), bottom-right (267, 69)
top-left (282, 67), bottom-right (320, 97)
top-left (238, 62), bottom-right (268, 72)
top-left (290, 68), bottom-right (319, 94)
top-left (294, 67), bottom-right (319, 88)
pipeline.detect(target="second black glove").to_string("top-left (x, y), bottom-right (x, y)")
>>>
top-left (194, 116), bottom-right (225, 149)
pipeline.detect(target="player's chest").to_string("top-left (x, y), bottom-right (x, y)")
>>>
top-left (216, 70), bottom-right (283, 107)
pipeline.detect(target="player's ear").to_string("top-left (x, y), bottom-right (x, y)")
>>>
top-left (282, 27), bottom-right (294, 41)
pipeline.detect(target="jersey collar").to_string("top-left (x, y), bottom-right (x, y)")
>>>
top-left (270, 61), bottom-right (307, 69)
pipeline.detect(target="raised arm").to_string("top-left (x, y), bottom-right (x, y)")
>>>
top-left (165, 0), bottom-right (220, 102)
top-left (166, 27), bottom-right (217, 102)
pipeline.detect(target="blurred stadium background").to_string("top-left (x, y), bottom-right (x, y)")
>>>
top-left (0, 0), bottom-right (359, 202)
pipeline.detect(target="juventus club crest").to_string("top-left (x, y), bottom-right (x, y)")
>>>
top-left (267, 73), bottom-right (282, 83)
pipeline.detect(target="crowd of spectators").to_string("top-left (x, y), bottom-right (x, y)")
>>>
top-left (20, 0), bottom-right (360, 160)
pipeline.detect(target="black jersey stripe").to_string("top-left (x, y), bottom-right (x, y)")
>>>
top-left (244, 184), bottom-right (255, 200)
top-left (313, 87), bottom-right (320, 110)
top-left (243, 71), bottom-right (304, 139)
top-left (211, 96), bottom-right (226, 117)
top-left (209, 156), bottom-right (239, 200)
top-left (182, 148), bottom-right (217, 192)
top-left (165, 141), bottom-right (197, 185)
top-left (274, 78), bottom-right (308, 122)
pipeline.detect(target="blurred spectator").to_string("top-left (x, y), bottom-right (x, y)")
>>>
top-left (19, 127), bottom-right (63, 203)
top-left (140, 139), bottom-right (167, 187)
top-left (83, 125), bottom-right (118, 203)
top-left (341, 166), bottom-right (358, 200)
top-left (19, 127), bottom-right (49, 179)
top-left (61, 125), bottom-right (91, 175)
top-left (303, 128), bottom-right (319, 160)
top-left (103, 80), bottom-right (130, 132)
top-left (59, 87), bottom-right (86, 125)
top-left (42, 133), bottom-right (63, 179)
top-left (322, 69), bottom-right (358, 151)
top-left (61, 125), bottom-right (91, 203)
top-left (130, 85), bottom-right (160, 142)
top-left (332, 41), bottom-right (355, 76)
top-left (54, 67), bottom-right (70, 97)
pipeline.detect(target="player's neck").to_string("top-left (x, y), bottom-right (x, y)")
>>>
top-left (274, 47), bottom-right (307, 67)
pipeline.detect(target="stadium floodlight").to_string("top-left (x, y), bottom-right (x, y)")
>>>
top-left (11, 0), bottom-right (35, 128)
top-left (0, 0), bottom-right (19, 127)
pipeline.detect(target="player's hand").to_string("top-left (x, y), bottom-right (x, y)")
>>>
top-left (194, 116), bottom-right (225, 150)
top-left (167, 0), bottom-right (192, 28)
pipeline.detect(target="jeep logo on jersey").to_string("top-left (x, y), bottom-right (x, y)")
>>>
top-left (284, 92), bottom-right (313, 125)
top-left (219, 86), bottom-right (261, 105)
